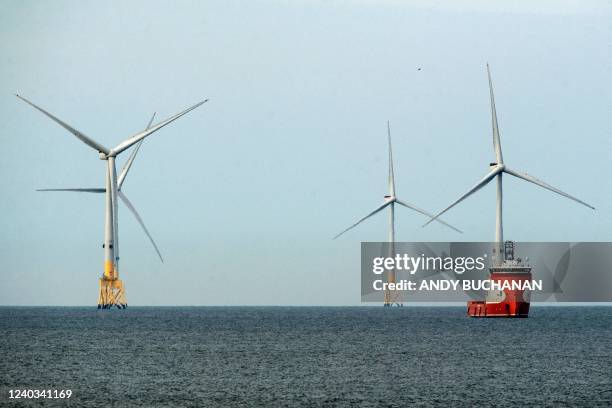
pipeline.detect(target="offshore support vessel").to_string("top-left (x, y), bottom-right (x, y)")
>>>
top-left (467, 241), bottom-right (532, 318)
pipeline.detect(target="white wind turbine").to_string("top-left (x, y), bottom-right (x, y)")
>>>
top-left (16, 95), bottom-right (208, 308)
top-left (334, 122), bottom-right (461, 241)
top-left (424, 64), bottom-right (594, 261)
top-left (333, 122), bottom-right (461, 305)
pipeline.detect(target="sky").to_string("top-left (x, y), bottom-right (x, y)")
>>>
top-left (0, 0), bottom-right (610, 305)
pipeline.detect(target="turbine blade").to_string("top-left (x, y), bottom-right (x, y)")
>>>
top-left (15, 94), bottom-right (110, 154)
top-left (387, 121), bottom-right (395, 196)
top-left (109, 99), bottom-right (209, 156)
top-left (395, 199), bottom-right (462, 233)
top-left (117, 112), bottom-right (156, 190)
top-left (37, 188), bottom-right (105, 193)
top-left (118, 191), bottom-right (164, 263)
top-left (423, 167), bottom-right (500, 228)
top-left (487, 64), bottom-right (503, 164)
top-left (504, 167), bottom-right (595, 210)
top-left (145, 111), bottom-right (157, 129)
top-left (333, 201), bottom-right (391, 240)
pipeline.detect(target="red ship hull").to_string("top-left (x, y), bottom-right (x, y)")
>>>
top-left (467, 271), bottom-right (532, 318)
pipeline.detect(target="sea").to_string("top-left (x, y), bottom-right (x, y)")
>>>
top-left (1, 307), bottom-right (611, 407)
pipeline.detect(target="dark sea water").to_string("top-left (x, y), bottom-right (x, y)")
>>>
top-left (1, 307), bottom-right (611, 407)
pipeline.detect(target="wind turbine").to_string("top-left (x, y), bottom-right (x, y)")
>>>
top-left (424, 64), bottom-right (594, 262)
top-left (333, 122), bottom-right (461, 306)
top-left (16, 95), bottom-right (208, 308)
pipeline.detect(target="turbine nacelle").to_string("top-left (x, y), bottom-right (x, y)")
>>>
top-left (491, 164), bottom-right (504, 173)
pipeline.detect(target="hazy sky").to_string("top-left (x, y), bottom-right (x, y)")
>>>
top-left (1, 0), bottom-right (610, 305)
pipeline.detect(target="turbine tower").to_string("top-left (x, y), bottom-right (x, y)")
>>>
top-left (424, 64), bottom-right (594, 262)
top-left (16, 95), bottom-right (208, 308)
top-left (334, 122), bottom-right (461, 306)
